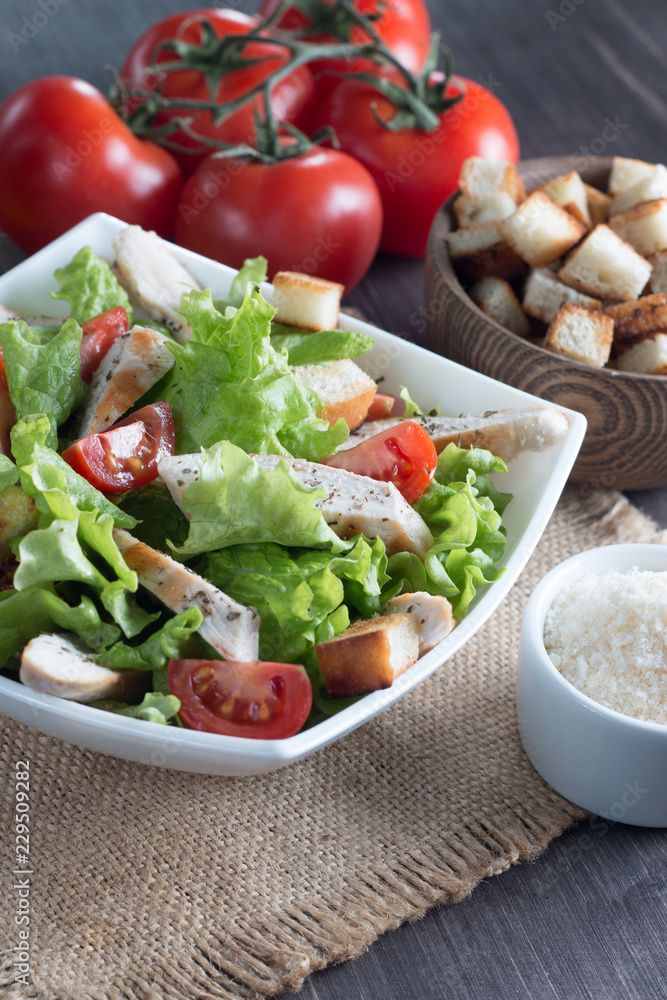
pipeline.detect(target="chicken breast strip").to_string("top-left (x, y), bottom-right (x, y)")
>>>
top-left (113, 226), bottom-right (202, 342)
top-left (20, 634), bottom-right (145, 702)
top-left (75, 325), bottom-right (174, 436)
top-left (158, 453), bottom-right (434, 560)
top-left (113, 530), bottom-right (260, 662)
top-left (340, 407), bottom-right (570, 463)
top-left (382, 591), bottom-right (455, 656)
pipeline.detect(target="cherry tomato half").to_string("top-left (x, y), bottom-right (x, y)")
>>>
top-left (365, 392), bottom-right (402, 421)
top-left (79, 307), bottom-right (130, 384)
top-left (62, 402), bottom-right (175, 493)
top-left (169, 658), bottom-right (313, 739)
top-left (322, 419), bottom-right (437, 505)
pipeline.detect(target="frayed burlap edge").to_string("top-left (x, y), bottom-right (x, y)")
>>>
top-left (0, 487), bottom-right (663, 1000)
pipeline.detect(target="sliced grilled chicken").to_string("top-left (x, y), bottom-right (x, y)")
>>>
top-left (113, 226), bottom-right (201, 341)
top-left (0, 305), bottom-right (59, 326)
top-left (0, 304), bottom-right (21, 323)
top-left (113, 530), bottom-right (260, 662)
top-left (74, 325), bottom-right (174, 436)
top-left (158, 453), bottom-right (434, 559)
top-left (340, 407), bottom-right (570, 463)
top-left (382, 591), bottom-right (454, 655)
top-left (20, 634), bottom-right (145, 702)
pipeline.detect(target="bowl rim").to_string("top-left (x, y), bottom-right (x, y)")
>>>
top-left (431, 154), bottom-right (667, 385)
top-left (523, 542), bottom-right (667, 735)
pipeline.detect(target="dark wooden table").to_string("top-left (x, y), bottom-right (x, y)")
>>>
top-left (1, 1), bottom-right (666, 997)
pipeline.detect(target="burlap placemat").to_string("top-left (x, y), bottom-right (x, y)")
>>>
top-left (0, 485), bottom-right (663, 1000)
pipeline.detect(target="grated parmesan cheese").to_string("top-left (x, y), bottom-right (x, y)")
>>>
top-left (543, 568), bottom-right (667, 724)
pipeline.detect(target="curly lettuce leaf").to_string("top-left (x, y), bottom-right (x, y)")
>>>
top-left (51, 246), bottom-right (133, 325)
top-left (117, 481), bottom-right (189, 552)
top-left (90, 692), bottom-right (181, 725)
top-left (159, 285), bottom-right (348, 459)
top-left (434, 443), bottom-right (512, 515)
top-left (270, 328), bottom-right (374, 366)
top-left (0, 456), bottom-right (19, 493)
top-left (94, 608), bottom-right (203, 671)
top-left (399, 386), bottom-right (438, 418)
top-left (173, 440), bottom-right (344, 557)
top-left (0, 318), bottom-right (86, 447)
top-left (213, 256), bottom-right (269, 313)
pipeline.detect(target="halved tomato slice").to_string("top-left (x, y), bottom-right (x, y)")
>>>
top-left (62, 401), bottom-right (174, 492)
top-left (322, 419), bottom-right (437, 505)
top-left (365, 392), bottom-right (401, 421)
top-left (168, 659), bottom-right (313, 740)
top-left (79, 307), bottom-right (130, 383)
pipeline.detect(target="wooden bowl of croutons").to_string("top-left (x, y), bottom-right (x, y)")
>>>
top-left (425, 154), bottom-right (667, 490)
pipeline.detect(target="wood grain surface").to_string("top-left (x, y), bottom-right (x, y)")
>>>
top-left (0, 0), bottom-right (665, 998)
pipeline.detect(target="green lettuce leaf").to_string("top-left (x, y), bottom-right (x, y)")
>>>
top-left (213, 256), bottom-right (268, 312)
top-left (116, 481), bottom-right (189, 552)
top-left (0, 456), bottom-right (19, 493)
top-left (51, 246), bottom-right (133, 325)
top-left (173, 440), bottom-right (344, 557)
top-left (158, 285), bottom-right (348, 459)
top-left (0, 318), bottom-right (86, 447)
top-left (270, 328), bottom-right (374, 366)
top-left (399, 386), bottom-right (438, 418)
top-left (434, 443), bottom-right (512, 515)
top-left (0, 586), bottom-right (120, 667)
top-left (94, 608), bottom-right (203, 671)
top-left (90, 692), bottom-right (181, 725)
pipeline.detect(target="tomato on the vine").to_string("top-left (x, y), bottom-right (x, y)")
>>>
top-left (258, 0), bottom-right (431, 99)
top-left (313, 73), bottom-right (520, 257)
top-left (174, 146), bottom-right (383, 292)
top-left (168, 658), bottom-right (313, 739)
top-left (62, 402), bottom-right (175, 493)
top-left (322, 420), bottom-right (437, 504)
top-left (0, 77), bottom-right (182, 255)
top-left (120, 9), bottom-right (316, 175)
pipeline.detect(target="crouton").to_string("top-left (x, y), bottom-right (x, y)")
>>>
top-left (649, 250), bottom-right (667, 295)
top-left (500, 191), bottom-right (587, 268)
top-left (315, 613), bottom-right (420, 698)
top-left (608, 156), bottom-right (655, 197)
top-left (585, 184), bottom-right (612, 226)
top-left (538, 171), bottom-right (591, 227)
top-left (523, 267), bottom-right (602, 324)
top-left (272, 271), bottom-right (344, 332)
top-left (469, 276), bottom-right (529, 336)
top-left (459, 157), bottom-right (526, 203)
top-left (605, 294), bottom-right (667, 353)
top-left (614, 334), bottom-right (667, 374)
top-left (610, 164), bottom-right (667, 216)
top-left (609, 199), bottom-right (667, 257)
top-left (453, 191), bottom-right (517, 228)
top-left (448, 222), bottom-right (527, 284)
top-left (543, 303), bottom-right (614, 367)
top-left (558, 224), bottom-right (652, 301)
top-left (295, 359), bottom-right (377, 430)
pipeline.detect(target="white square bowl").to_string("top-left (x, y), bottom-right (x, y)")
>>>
top-left (0, 213), bottom-right (586, 775)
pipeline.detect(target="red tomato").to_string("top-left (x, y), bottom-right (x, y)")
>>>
top-left (0, 77), bottom-right (182, 255)
top-left (174, 147), bottom-right (383, 292)
top-left (258, 0), bottom-right (431, 99)
top-left (366, 392), bottom-right (401, 421)
top-left (79, 307), bottom-right (130, 384)
top-left (313, 74), bottom-right (520, 257)
top-left (169, 658), bottom-right (313, 739)
top-left (62, 402), bottom-right (175, 493)
top-left (323, 419), bottom-right (436, 504)
top-left (0, 350), bottom-right (14, 457)
top-left (120, 9), bottom-right (316, 175)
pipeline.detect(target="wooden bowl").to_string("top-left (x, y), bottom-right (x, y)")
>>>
top-left (425, 155), bottom-right (667, 490)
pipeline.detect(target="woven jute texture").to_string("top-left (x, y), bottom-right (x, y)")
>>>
top-left (0, 486), bottom-right (664, 1000)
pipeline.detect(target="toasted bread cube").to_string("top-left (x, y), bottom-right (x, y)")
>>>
top-left (272, 271), bottom-right (344, 332)
top-left (459, 157), bottom-right (525, 203)
top-left (585, 184), bottom-right (612, 226)
top-left (469, 276), bottom-right (529, 336)
top-left (558, 224), bottom-right (651, 301)
top-left (453, 191), bottom-right (517, 228)
top-left (538, 171), bottom-right (591, 227)
top-left (315, 613), bottom-right (420, 698)
top-left (523, 267), bottom-right (601, 324)
top-left (295, 359), bottom-right (377, 431)
top-left (614, 334), bottom-right (667, 374)
top-left (500, 191), bottom-right (587, 268)
top-left (605, 293), bottom-right (667, 355)
top-left (544, 303), bottom-right (614, 367)
top-left (448, 222), bottom-right (527, 284)
top-left (610, 164), bottom-right (667, 216)
top-left (609, 199), bottom-right (667, 257)
top-left (608, 157), bottom-right (655, 196)
top-left (649, 250), bottom-right (667, 295)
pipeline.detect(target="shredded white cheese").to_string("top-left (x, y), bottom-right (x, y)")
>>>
top-left (543, 568), bottom-right (667, 724)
